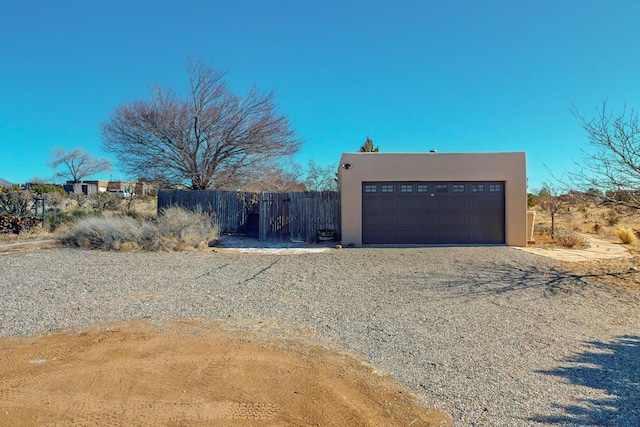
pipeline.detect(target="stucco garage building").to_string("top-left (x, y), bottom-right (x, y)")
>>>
top-left (338, 152), bottom-right (527, 247)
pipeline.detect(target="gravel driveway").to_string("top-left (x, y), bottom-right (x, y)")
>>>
top-left (1, 246), bottom-right (639, 426)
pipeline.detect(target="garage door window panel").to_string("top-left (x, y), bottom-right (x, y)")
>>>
top-left (435, 184), bottom-right (448, 193)
top-left (471, 184), bottom-right (485, 193)
top-left (452, 184), bottom-right (465, 193)
top-left (400, 184), bottom-right (413, 193)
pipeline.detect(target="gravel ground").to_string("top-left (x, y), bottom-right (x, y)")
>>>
top-left (1, 246), bottom-right (639, 426)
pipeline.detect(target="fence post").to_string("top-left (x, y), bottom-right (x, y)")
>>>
top-left (259, 193), bottom-right (267, 241)
top-left (34, 198), bottom-right (45, 229)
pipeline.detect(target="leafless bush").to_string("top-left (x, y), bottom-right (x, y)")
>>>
top-left (536, 224), bottom-right (590, 248)
top-left (41, 191), bottom-right (65, 209)
top-left (534, 224), bottom-right (553, 236)
top-left (0, 188), bottom-right (34, 216)
top-left (89, 192), bottom-right (121, 211)
top-left (605, 209), bottom-right (621, 226)
top-left (554, 228), bottom-right (590, 249)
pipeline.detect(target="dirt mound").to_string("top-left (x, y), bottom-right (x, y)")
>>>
top-left (0, 320), bottom-right (451, 426)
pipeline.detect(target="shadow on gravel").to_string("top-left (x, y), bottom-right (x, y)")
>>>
top-left (532, 336), bottom-right (640, 426)
top-left (413, 264), bottom-right (634, 299)
top-left (412, 264), bottom-right (602, 300)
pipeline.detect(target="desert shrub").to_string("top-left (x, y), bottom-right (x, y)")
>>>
top-left (45, 209), bottom-right (67, 232)
top-left (89, 192), bottom-right (121, 211)
top-left (122, 209), bottom-right (143, 219)
top-left (30, 184), bottom-right (66, 196)
top-left (0, 188), bottom-right (34, 216)
top-left (154, 207), bottom-right (219, 249)
top-left (46, 207), bottom-right (99, 232)
top-left (62, 207), bottom-right (218, 251)
top-left (605, 209), bottom-right (620, 226)
top-left (579, 205), bottom-right (589, 217)
top-left (553, 228), bottom-right (590, 249)
top-left (41, 191), bottom-right (65, 209)
top-left (534, 224), bottom-right (552, 236)
top-left (615, 227), bottom-right (636, 244)
top-left (62, 215), bottom-right (143, 250)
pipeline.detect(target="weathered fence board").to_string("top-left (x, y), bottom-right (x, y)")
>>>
top-left (158, 190), bottom-right (340, 242)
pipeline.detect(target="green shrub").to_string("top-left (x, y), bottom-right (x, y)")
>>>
top-left (30, 184), bottom-right (66, 196)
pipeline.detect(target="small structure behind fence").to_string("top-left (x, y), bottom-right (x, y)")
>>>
top-left (158, 190), bottom-right (340, 242)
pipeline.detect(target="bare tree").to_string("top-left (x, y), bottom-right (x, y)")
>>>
top-left (359, 136), bottom-right (379, 152)
top-left (47, 148), bottom-right (112, 183)
top-left (304, 160), bottom-right (337, 191)
top-left (240, 161), bottom-right (305, 192)
top-left (537, 184), bottom-right (567, 239)
top-left (570, 101), bottom-right (640, 208)
top-left (101, 59), bottom-right (302, 190)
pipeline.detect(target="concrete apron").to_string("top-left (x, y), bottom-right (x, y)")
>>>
top-left (517, 234), bottom-right (633, 262)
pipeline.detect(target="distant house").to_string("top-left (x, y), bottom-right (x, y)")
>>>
top-left (64, 181), bottom-right (100, 196)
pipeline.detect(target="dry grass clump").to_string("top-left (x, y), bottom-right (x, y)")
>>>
top-left (615, 227), bottom-right (636, 244)
top-left (63, 215), bottom-right (146, 251)
top-left (61, 207), bottom-right (218, 251)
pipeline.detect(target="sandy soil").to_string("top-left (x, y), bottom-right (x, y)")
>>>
top-left (0, 320), bottom-right (451, 427)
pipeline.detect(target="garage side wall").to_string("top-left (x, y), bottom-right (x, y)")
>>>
top-left (338, 152), bottom-right (527, 247)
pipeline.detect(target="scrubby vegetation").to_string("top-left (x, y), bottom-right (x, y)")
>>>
top-left (534, 224), bottom-right (589, 249)
top-left (45, 208), bottom-right (99, 233)
top-left (0, 186), bottom-right (34, 217)
top-left (60, 207), bottom-right (218, 251)
top-left (0, 187), bottom-right (160, 244)
top-left (29, 184), bottom-right (66, 196)
top-left (532, 194), bottom-right (640, 250)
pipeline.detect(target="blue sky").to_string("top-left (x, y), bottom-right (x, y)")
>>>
top-left (1, 0), bottom-right (639, 191)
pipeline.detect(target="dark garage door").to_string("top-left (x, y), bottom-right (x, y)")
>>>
top-left (362, 181), bottom-right (505, 244)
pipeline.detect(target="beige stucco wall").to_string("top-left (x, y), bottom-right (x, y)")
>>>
top-left (338, 152), bottom-right (527, 247)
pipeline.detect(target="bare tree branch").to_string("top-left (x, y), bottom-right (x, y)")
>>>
top-left (47, 148), bottom-right (112, 183)
top-left (536, 183), bottom-right (568, 239)
top-left (304, 160), bottom-right (338, 191)
top-left (101, 59), bottom-right (302, 190)
top-left (565, 101), bottom-right (640, 209)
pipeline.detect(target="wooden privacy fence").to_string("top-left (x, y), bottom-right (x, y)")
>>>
top-left (158, 190), bottom-right (341, 242)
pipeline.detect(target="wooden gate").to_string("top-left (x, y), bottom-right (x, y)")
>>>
top-left (158, 190), bottom-right (340, 241)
